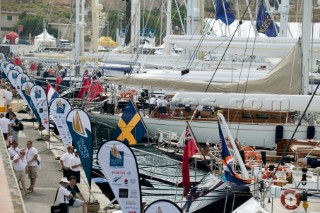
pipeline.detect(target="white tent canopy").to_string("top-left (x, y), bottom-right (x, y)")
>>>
top-left (34, 29), bottom-right (56, 47)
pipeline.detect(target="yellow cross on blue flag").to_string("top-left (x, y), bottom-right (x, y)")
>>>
top-left (112, 100), bottom-right (147, 145)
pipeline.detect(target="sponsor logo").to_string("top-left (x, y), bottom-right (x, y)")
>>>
top-left (130, 179), bottom-right (136, 184)
top-left (119, 188), bottom-right (128, 198)
top-left (124, 179), bottom-right (128, 185)
top-left (72, 111), bottom-right (86, 136)
top-left (110, 144), bottom-right (124, 167)
top-left (113, 176), bottom-right (122, 183)
top-left (157, 206), bottom-right (163, 213)
top-left (125, 201), bottom-right (136, 205)
top-left (129, 189), bottom-right (138, 198)
top-left (111, 171), bottom-right (126, 175)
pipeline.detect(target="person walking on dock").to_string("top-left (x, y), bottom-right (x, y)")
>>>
top-left (26, 140), bottom-right (39, 193)
top-left (3, 88), bottom-right (13, 108)
top-left (8, 140), bottom-right (20, 160)
top-left (0, 113), bottom-right (10, 145)
top-left (9, 113), bottom-right (19, 142)
top-left (12, 148), bottom-right (29, 195)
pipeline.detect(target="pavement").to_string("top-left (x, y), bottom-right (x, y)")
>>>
top-left (12, 108), bottom-right (111, 213)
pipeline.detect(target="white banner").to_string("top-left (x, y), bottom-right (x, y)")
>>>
top-left (98, 140), bottom-right (141, 213)
top-left (7, 69), bottom-right (20, 88)
top-left (144, 200), bottom-right (182, 213)
top-left (0, 60), bottom-right (9, 72)
top-left (50, 98), bottom-right (72, 147)
top-left (5, 63), bottom-right (15, 75)
top-left (13, 65), bottom-right (23, 73)
top-left (30, 85), bottom-right (50, 134)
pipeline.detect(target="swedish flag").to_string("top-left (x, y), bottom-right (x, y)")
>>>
top-left (112, 100), bottom-right (147, 145)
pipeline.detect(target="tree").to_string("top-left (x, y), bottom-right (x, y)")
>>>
top-left (15, 13), bottom-right (45, 37)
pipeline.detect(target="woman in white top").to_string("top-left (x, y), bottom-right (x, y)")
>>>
top-left (13, 148), bottom-right (29, 195)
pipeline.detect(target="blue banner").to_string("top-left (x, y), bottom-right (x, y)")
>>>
top-left (256, 2), bottom-right (279, 37)
top-left (66, 109), bottom-right (92, 188)
top-left (216, 0), bottom-right (235, 25)
top-left (21, 82), bottom-right (41, 124)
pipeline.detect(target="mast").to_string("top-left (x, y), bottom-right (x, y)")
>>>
top-left (75, 0), bottom-right (81, 76)
top-left (301, 0), bottom-right (312, 95)
top-left (91, 0), bottom-right (99, 54)
top-left (164, 0), bottom-right (172, 54)
top-left (131, 0), bottom-right (140, 53)
top-left (279, 0), bottom-right (289, 37)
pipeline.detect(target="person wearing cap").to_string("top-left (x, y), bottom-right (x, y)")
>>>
top-left (56, 177), bottom-right (73, 213)
top-left (67, 176), bottom-right (88, 213)
top-left (13, 148), bottom-right (29, 195)
top-left (70, 149), bottom-right (81, 183)
top-left (60, 145), bottom-right (74, 179)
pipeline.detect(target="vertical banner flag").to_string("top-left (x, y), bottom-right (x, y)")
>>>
top-left (112, 100), bottom-right (147, 145)
top-left (30, 85), bottom-right (50, 134)
top-left (216, 0), bottom-right (235, 25)
top-left (256, 2), bottom-right (279, 37)
top-left (218, 121), bottom-right (252, 185)
top-left (66, 108), bottom-right (92, 187)
top-left (7, 69), bottom-right (20, 88)
top-left (5, 63), bottom-right (15, 75)
top-left (98, 140), bottom-right (141, 213)
top-left (50, 98), bottom-right (72, 147)
top-left (144, 200), bottom-right (182, 213)
top-left (13, 65), bottom-right (23, 73)
top-left (21, 82), bottom-right (41, 123)
top-left (16, 73), bottom-right (31, 110)
top-left (0, 60), bottom-right (9, 78)
top-left (182, 122), bottom-right (199, 196)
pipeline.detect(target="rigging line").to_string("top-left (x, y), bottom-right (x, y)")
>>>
top-left (235, 3), bottom-right (259, 137)
top-left (273, 82), bottom-right (320, 179)
top-left (186, 18), bottom-right (217, 69)
top-left (204, 0), bottom-right (255, 92)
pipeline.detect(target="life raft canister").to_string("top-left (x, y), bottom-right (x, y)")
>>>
top-left (280, 189), bottom-right (301, 210)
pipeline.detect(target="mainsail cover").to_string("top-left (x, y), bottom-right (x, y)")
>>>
top-left (106, 41), bottom-right (301, 94)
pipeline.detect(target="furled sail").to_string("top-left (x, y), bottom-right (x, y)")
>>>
top-left (106, 41), bottom-right (301, 94)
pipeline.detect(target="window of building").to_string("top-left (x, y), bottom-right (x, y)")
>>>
top-left (7, 16), bottom-right (13, 21)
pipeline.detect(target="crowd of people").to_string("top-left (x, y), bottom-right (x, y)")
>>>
top-left (57, 145), bottom-right (87, 213)
top-left (0, 100), bottom-right (87, 213)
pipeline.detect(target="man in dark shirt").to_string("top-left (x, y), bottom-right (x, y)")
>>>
top-left (67, 176), bottom-right (88, 212)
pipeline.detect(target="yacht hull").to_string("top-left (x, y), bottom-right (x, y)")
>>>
top-left (89, 113), bottom-right (320, 148)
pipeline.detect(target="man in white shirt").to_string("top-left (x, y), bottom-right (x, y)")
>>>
top-left (3, 89), bottom-right (13, 108)
top-left (26, 140), bottom-right (39, 193)
top-left (56, 177), bottom-right (73, 212)
top-left (156, 96), bottom-right (162, 106)
top-left (149, 95), bottom-right (156, 112)
top-left (70, 149), bottom-right (82, 183)
top-left (60, 145), bottom-right (74, 179)
top-left (0, 113), bottom-right (10, 144)
top-left (13, 148), bottom-right (29, 195)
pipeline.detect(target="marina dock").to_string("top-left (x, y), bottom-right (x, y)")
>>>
top-left (1, 94), bottom-right (320, 213)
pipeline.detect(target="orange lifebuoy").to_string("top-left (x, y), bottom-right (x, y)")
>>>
top-left (262, 167), bottom-right (291, 186)
top-left (280, 189), bottom-right (300, 210)
top-left (244, 150), bottom-right (261, 168)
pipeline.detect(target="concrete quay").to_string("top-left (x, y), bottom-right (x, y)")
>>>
top-left (1, 107), bottom-right (116, 213)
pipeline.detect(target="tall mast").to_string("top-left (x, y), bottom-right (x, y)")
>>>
top-left (301, 0), bottom-right (312, 95)
top-left (164, 0), bottom-right (172, 54)
top-left (131, 0), bottom-right (140, 53)
top-left (91, 0), bottom-right (99, 54)
top-left (279, 0), bottom-right (289, 37)
top-left (75, 0), bottom-right (81, 76)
